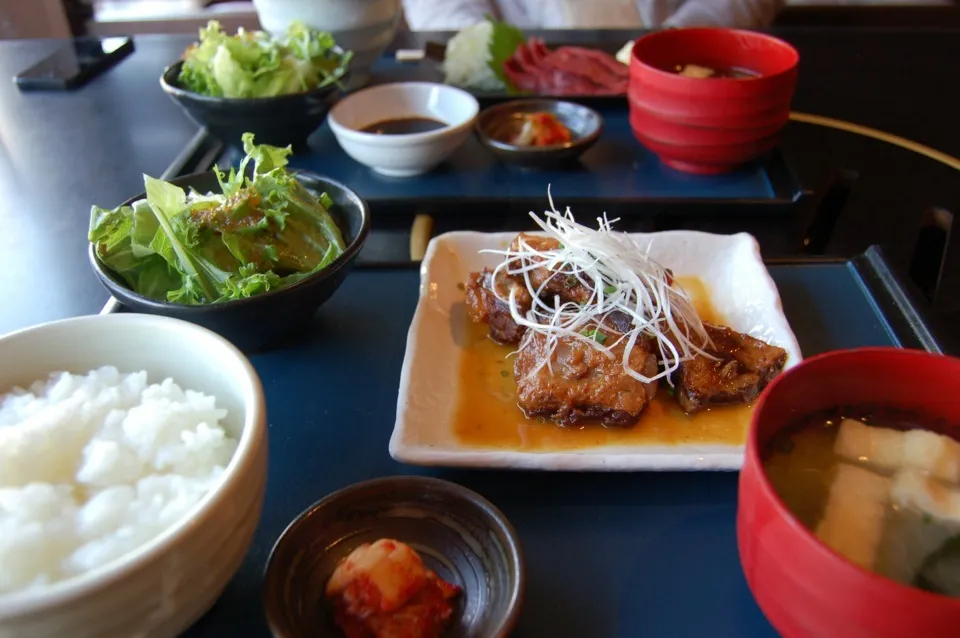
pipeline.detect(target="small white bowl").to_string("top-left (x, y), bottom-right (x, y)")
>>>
top-left (328, 82), bottom-right (480, 177)
top-left (253, 0), bottom-right (402, 86)
top-left (0, 313), bottom-right (267, 638)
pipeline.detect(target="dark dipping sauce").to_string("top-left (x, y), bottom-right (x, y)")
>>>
top-left (359, 117), bottom-right (447, 135)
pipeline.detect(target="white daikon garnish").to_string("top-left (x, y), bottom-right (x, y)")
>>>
top-left (481, 191), bottom-right (713, 385)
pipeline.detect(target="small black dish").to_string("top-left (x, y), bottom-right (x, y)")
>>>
top-left (263, 476), bottom-right (524, 638)
top-left (475, 99), bottom-right (603, 169)
top-left (160, 61), bottom-right (349, 148)
top-left (89, 171), bottom-right (369, 352)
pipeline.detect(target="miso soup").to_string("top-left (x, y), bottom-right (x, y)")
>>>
top-left (764, 408), bottom-right (960, 596)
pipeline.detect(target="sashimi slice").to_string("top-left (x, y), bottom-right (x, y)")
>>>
top-left (512, 42), bottom-right (539, 75)
top-left (528, 37), bottom-right (551, 65)
top-left (542, 69), bottom-right (609, 96)
top-left (503, 58), bottom-right (542, 92)
top-left (540, 49), bottom-right (628, 94)
top-left (556, 46), bottom-right (630, 79)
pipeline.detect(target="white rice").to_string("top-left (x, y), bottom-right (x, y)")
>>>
top-left (442, 20), bottom-right (504, 92)
top-left (0, 367), bottom-right (237, 596)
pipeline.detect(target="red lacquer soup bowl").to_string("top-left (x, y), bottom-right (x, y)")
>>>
top-left (629, 28), bottom-right (799, 174)
top-left (738, 348), bottom-right (960, 638)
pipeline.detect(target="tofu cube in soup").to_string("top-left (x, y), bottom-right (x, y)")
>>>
top-left (891, 469), bottom-right (960, 524)
top-left (835, 419), bottom-right (960, 484)
top-left (815, 463), bottom-right (892, 570)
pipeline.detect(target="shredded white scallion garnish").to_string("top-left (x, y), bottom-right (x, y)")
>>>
top-left (480, 189), bottom-right (714, 386)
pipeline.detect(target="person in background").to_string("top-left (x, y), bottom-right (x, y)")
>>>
top-left (402, 0), bottom-right (785, 31)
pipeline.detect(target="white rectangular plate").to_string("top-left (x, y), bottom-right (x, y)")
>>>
top-left (389, 230), bottom-right (803, 471)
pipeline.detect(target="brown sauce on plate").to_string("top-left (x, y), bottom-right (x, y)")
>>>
top-left (452, 276), bottom-right (752, 450)
top-left (360, 117), bottom-right (446, 135)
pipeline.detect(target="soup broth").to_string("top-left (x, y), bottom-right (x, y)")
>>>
top-left (764, 409), bottom-right (960, 596)
top-left (673, 64), bottom-right (759, 79)
top-left (359, 117), bottom-right (446, 135)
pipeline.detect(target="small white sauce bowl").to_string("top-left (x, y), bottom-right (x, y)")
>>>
top-left (328, 82), bottom-right (480, 177)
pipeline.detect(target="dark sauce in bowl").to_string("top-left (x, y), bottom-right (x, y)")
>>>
top-left (359, 117), bottom-right (447, 135)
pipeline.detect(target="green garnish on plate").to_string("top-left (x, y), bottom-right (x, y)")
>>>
top-left (89, 133), bottom-right (346, 305)
top-left (178, 20), bottom-right (352, 98)
top-left (581, 328), bottom-right (607, 345)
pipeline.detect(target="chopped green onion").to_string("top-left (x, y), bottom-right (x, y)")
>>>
top-left (581, 328), bottom-right (607, 344)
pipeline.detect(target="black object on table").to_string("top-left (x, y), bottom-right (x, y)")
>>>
top-left (14, 36), bottom-right (134, 92)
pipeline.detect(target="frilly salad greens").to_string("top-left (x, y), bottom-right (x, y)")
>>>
top-left (89, 133), bottom-right (346, 305)
top-left (178, 20), bottom-right (352, 98)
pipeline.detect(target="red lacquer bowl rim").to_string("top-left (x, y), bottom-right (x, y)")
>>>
top-left (631, 28), bottom-right (800, 86)
top-left (744, 346), bottom-right (960, 608)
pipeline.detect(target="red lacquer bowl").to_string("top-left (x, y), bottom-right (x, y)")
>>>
top-left (738, 348), bottom-right (960, 638)
top-left (628, 28), bottom-right (799, 174)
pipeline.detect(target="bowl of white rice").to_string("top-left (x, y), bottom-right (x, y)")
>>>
top-left (0, 313), bottom-right (267, 638)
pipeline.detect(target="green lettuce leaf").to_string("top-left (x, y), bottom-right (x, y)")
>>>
top-left (90, 201), bottom-right (186, 301)
top-left (177, 19), bottom-right (351, 98)
top-left (90, 134), bottom-right (347, 305)
top-left (486, 17), bottom-right (526, 93)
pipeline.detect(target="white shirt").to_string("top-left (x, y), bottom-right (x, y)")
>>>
top-left (402, 0), bottom-right (785, 30)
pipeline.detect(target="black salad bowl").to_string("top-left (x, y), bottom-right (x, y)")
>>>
top-left (161, 60), bottom-right (348, 148)
top-left (262, 476), bottom-right (525, 638)
top-left (475, 98), bottom-right (603, 169)
top-left (89, 170), bottom-right (370, 352)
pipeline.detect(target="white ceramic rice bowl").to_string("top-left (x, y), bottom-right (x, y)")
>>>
top-left (0, 313), bottom-right (267, 638)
